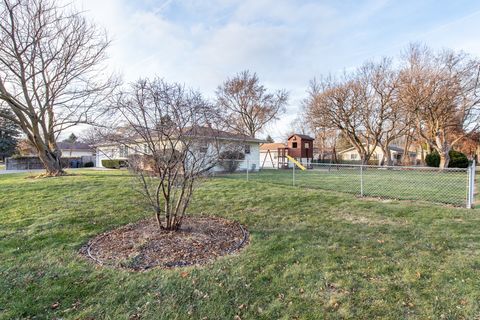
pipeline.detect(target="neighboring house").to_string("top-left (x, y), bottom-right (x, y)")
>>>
top-left (260, 143), bottom-right (286, 168)
top-left (338, 144), bottom-right (418, 165)
top-left (5, 141), bottom-right (95, 170)
top-left (313, 147), bottom-right (336, 162)
top-left (57, 142), bottom-right (95, 158)
top-left (260, 134), bottom-right (315, 168)
top-left (95, 126), bottom-right (264, 172)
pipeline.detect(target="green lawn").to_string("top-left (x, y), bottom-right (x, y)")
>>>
top-left (220, 167), bottom-right (470, 207)
top-left (1, 170), bottom-right (480, 319)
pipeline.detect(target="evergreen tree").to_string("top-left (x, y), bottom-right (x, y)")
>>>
top-left (0, 108), bottom-right (21, 161)
top-left (63, 133), bottom-right (78, 143)
top-left (265, 134), bottom-right (274, 143)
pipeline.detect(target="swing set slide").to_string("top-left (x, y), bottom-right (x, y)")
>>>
top-left (286, 155), bottom-right (306, 171)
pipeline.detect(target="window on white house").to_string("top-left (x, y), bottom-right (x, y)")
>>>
top-left (119, 145), bottom-right (128, 158)
top-left (350, 153), bottom-right (358, 160)
top-left (244, 144), bottom-right (251, 154)
top-left (371, 153), bottom-right (378, 160)
top-left (143, 144), bottom-right (148, 154)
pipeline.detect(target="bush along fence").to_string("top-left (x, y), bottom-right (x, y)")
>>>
top-left (213, 159), bottom-right (477, 208)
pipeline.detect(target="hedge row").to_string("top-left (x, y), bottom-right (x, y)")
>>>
top-left (425, 150), bottom-right (469, 168)
top-left (101, 159), bottom-right (128, 169)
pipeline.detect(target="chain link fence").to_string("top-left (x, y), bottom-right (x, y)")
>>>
top-left (211, 159), bottom-right (477, 208)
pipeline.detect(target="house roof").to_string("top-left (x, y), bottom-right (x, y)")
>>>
top-left (260, 143), bottom-right (287, 151)
top-left (184, 126), bottom-right (265, 143)
top-left (388, 145), bottom-right (405, 153)
top-left (95, 126), bottom-right (265, 147)
top-left (57, 142), bottom-right (93, 151)
top-left (337, 144), bottom-right (415, 154)
top-left (288, 133), bottom-right (314, 141)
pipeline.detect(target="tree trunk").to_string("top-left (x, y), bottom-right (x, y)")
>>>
top-left (435, 131), bottom-right (451, 169)
top-left (155, 209), bottom-right (162, 229)
top-left (401, 137), bottom-right (411, 165)
top-left (37, 147), bottom-right (65, 176)
top-left (360, 152), bottom-right (369, 165)
top-left (439, 150), bottom-right (450, 169)
top-left (380, 145), bottom-right (393, 166)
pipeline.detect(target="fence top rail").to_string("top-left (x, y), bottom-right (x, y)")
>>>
top-left (308, 162), bottom-right (469, 172)
top-left (218, 159), bottom-right (470, 172)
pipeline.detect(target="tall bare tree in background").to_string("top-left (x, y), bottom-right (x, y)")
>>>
top-left (306, 77), bottom-right (381, 164)
top-left (313, 127), bottom-right (338, 161)
top-left (399, 44), bottom-right (480, 168)
top-left (306, 44), bottom-right (480, 168)
top-left (111, 78), bottom-right (221, 231)
top-left (455, 130), bottom-right (480, 160)
top-left (216, 70), bottom-right (288, 138)
top-left (0, 0), bottom-right (116, 176)
top-left (359, 59), bottom-right (413, 165)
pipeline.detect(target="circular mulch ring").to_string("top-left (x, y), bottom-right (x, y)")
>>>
top-left (81, 216), bottom-right (248, 270)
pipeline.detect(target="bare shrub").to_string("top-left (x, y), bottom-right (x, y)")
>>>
top-left (110, 78), bottom-right (222, 231)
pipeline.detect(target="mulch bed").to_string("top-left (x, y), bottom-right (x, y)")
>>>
top-left (80, 216), bottom-right (248, 270)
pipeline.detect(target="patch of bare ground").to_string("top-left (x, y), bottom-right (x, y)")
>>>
top-left (80, 216), bottom-right (248, 270)
top-left (334, 211), bottom-right (408, 226)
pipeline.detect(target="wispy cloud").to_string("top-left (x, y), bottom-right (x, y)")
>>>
top-left (74, 0), bottom-right (480, 140)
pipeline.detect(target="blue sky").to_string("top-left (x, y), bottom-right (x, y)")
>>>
top-left (77, 0), bottom-right (480, 140)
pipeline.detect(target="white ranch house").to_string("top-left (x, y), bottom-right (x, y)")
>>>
top-left (57, 142), bottom-right (95, 158)
top-left (95, 127), bottom-right (264, 172)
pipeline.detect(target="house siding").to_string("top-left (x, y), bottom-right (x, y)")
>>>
top-left (62, 150), bottom-right (95, 158)
top-left (260, 149), bottom-right (279, 168)
top-left (95, 141), bottom-right (261, 171)
top-left (338, 145), bottom-right (419, 165)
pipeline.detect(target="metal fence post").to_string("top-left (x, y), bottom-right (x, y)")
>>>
top-left (467, 160), bottom-right (476, 209)
top-left (467, 162), bottom-right (472, 209)
top-left (360, 164), bottom-right (364, 197)
top-left (246, 159), bottom-right (249, 181)
top-left (473, 160), bottom-right (477, 208)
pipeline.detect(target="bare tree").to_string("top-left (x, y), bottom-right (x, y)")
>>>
top-left (306, 77), bottom-right (380, 164)
top-left (399, 44), bottom-right (480, 168)
top-left (111, 79), bottom-right (223, 231)
top-left (359, 59), bottom-right (414, 166)
top-left (282, 114), bottom-right (311, 141)
top-left (0, 0), bottom-right (116, 176)
top-left (79, 126), bottom-right (110, 146)
top-left (456, 130), bottom-right (480, 160)
top-left (15, 138), bottom-right (35, 155)
top-left (298, 101), bottom-right (338, 161)
top-left (398, 126), bottom-right (418, 165)
top-left (216, 70), bottom-right (288, 138)
top-left (313, 128), bottom-right (338, 161)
